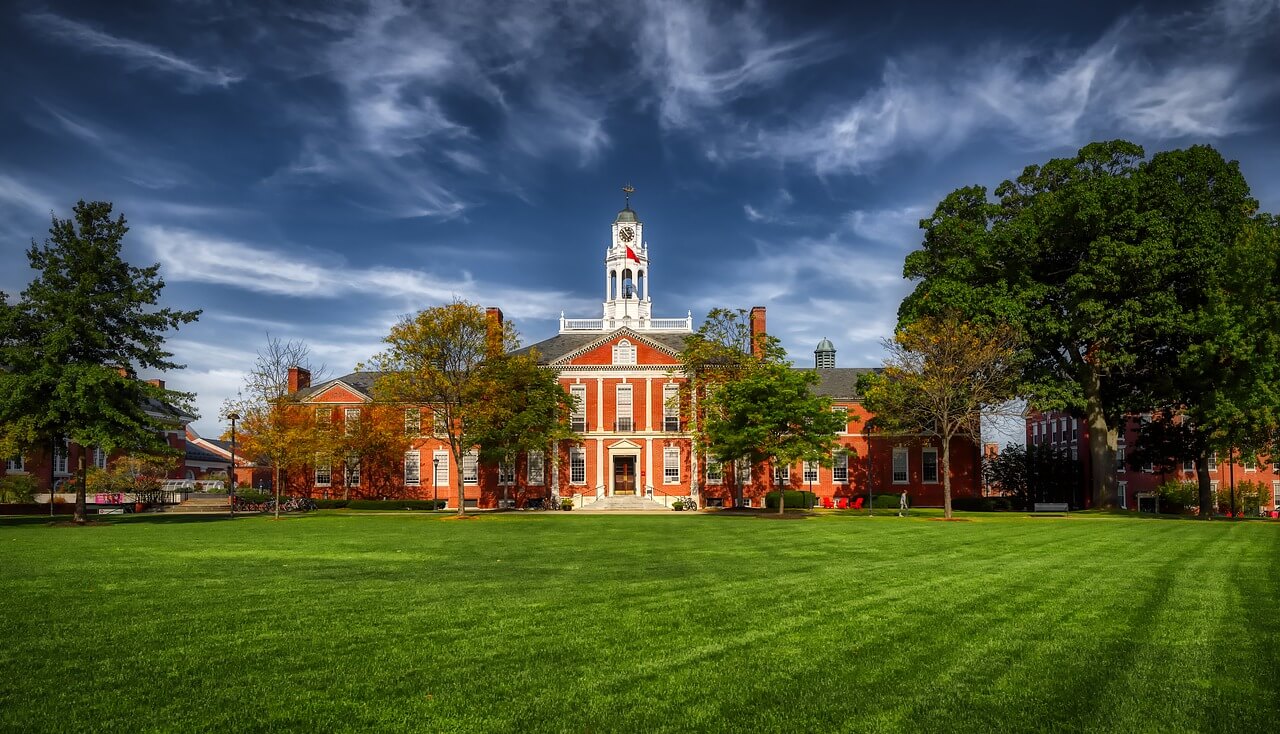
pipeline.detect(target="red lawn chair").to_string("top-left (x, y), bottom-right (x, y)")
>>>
top-left (821, 496), bottom-right (834, 509)
top-left (852, 496), bottom-right (864, 510)
top-left (836, 497), bottom-right (848, 509)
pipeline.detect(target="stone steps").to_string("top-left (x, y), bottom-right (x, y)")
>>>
top-left (161, 495), bottom-right (231, 513)
top-left (579, 495), bottom-right (672, 513)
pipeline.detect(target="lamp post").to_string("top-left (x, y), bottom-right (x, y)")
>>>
top-left (227, 412), bottom-right (239, 517)
top-left (432, 457), bottom-right (440, 511)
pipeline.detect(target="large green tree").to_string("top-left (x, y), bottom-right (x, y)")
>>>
top-left (366, 300), bottom-right (519, 516)
top-left (0, 201), bottom-right (200, 522)
top-left (900, 141), bottom-right (1259, 508)
top-left (680, 309), bottom-right (846, 513)
top-left (465, 351), bottom-right (578, 505)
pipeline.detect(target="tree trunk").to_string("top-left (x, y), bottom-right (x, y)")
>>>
top-left (1196, 451), bottom-right (1213, 519)
top-left (942, 439), bottom-right (952, 520)
top-left (74, 455), bottom-right (87, 524)
top-left (274, 465), bottom-right (281, 519)
top-left (456, 472), bottom-right (466, 516)
top-left (1082, 364), bottom-right (1117, 508)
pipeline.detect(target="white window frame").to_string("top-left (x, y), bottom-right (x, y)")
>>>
top-left (92, 446), bottom-right (106, 470)
top-left (345, 454), bottom-right (360, 487)
top-left (344, 407), bottom-right (361, 434)
top-left (1207, 453), bottom-right (1217, 472)
top-left (5, 455), bottom-right (25, 473)
top-left (1118, 480), bottom-right (1127, 509)
top-left (526, 450), bottom-right (544, 486)
top-left (705, 458), bottom-right (722, 485)
top-left (432, 451), bottom-right (449, 488)
top-left (616, 384), bottom-right (633, 432)
top-left (1072, 418), bottom-right (1078, 441)
top-left (832, 450), bottom-right (848, 483)
top-left (833, 405), bottom-right (848, 434)
top-left (316, 406), bottom-right (333, 423)
top-left (404, 408), bottom-right (421, 437)
top-left (612, 339), bottom-right (636, 365)
top-left (462, 450), bottom-right (479, 485)
top-left (1115, 445), bottom-right (1126, 472)
top-left (569, 447), bottom-right (586, 485)
top-left (736, 459), bottom-right (752, 485)
top-left (432, 410), bottom-right (448, 438)
top-left (1243, 456), bottom-right (1257, 472)
top-left (404, 450), bottom-right (421, 487)
top-left (663, 383), bottom-right (680, 432)
top-left (663, 446), bottom-right (680, 484)
top-left (891, 447), bottom-right (908, 484)
top-left (1142, 460), bottom-right (1154, 474)
top-left (498, 461), bottom-right (515, 486)
top-left (1183, 459), bottom-right (1195, 473)
top-left (1272, 481), bottom-right (1280, 510)
top-left (802, 460), bottom-right (819, 484)
top-left (315, 457), bottom-right (332, 487)
top-left (570, 385), bottom-right (587, 432)
top-left (921, 447), bottom-right (939, 483)
top-left (773, 462), bottom-right (790, 486)
top-left (53, 439), bottom-right (69, 475)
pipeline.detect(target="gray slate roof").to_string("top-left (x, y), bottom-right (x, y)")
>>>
top-left (295, 371), bottom-right (383, 400)
top-left (797, 367), bottom-right (879, 400)
top-left (512, 330), bottom-right (692, 364)
top-left (185, 443), bottom-right (226, 464)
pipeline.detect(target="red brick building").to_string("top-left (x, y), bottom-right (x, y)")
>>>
top-left (1027, 410), bottom-right (1280, 511)
top-left (0, 379), bottom-right (198, 493)
top-left (280, 201), bottom-right (982, 508)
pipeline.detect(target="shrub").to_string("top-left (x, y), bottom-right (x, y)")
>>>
top-left (0, 475), bottom-right (38, 503)
top-left (872, 494), bottom-right (901, 509)
top-left (1155, 480), bottom-right (1196, 515)
top-left (1225, 480), bottom-right (1272, 516)
top-left (764, 490), bottom-right (816, 509)
top-left (313, 499), bottom-right (350, 509)
top-left (671, 500), bottom-right (685, 511)
top-left (347, 499), bottom-right (445, 510)
top-left (950, 496), bottom-right (1013, 512)
top-left (234, 490), bottom-right (271, 504)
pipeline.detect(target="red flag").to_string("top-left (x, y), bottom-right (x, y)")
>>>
top-left (625, 246), bottom-right (639, 262)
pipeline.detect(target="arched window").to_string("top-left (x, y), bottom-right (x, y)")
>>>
top-left (610, 270), bottom-right (617, 300)
top-left (612, 339), bottom-right (636, 365)
top-left (637, 270), bottom-right (645, 299)
top-left (621, 268), bottom-right (634, 298)
top-left (185, 469), bottom-right (195, 481)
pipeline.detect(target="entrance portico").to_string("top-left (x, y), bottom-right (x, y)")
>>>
top-left (608, 439), bottom-right (642, 496)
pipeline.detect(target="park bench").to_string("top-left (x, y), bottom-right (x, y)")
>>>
top-left (1034, 502), bottom-right (1069, 512)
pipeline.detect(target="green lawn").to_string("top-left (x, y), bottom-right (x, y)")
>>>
top-left (1, 511), bottom-right (1277, 733)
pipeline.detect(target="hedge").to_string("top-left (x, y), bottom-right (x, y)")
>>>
top-left (949, 496), bottom-right (1014, 512)
top-left (345, 499), bottom-right (446, 511)
top-left (234, 490), bottom-right (271, 504)
top-left (313, 499), bottom-right (350, 509)
top-left (764, 490), bottom-right (817, 509)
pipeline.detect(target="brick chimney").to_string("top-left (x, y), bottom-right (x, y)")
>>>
top-left (287, 366), bottom-right (311, 393)
top-left (485, 307), bottom-right (504, 358)
top-left (146, 378), bottom-right (165, 390)
top-left (749, 306), bottom-right (767, 358)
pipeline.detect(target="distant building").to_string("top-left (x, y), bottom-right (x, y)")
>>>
top-left (278, 198), bottom-right (983, 508)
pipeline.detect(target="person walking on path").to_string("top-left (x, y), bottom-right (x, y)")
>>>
top-left (898, 490), bottom-right (909, 517)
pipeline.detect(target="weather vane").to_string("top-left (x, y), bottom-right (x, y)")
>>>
top-left (622, 183), bottom-right (635, 208)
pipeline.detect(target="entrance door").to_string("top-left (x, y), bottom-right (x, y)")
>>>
top-left (613, 456), bottom-right (636, 495)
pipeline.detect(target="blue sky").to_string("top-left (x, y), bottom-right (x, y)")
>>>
top-left (2, 0), bottom-right (1279, 439)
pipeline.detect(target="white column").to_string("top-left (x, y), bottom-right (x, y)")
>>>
top-left (596, 439), bottom-right (604, 496)
top-left (595, 377), bottom-right (604, 433)
top-left (645, 377), bottom-right (652, 432)
top-left (645, 437), bottom-right (653, 497)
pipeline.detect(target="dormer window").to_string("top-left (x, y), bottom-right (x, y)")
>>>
top-left (612, 339), bottom-right (636, 365)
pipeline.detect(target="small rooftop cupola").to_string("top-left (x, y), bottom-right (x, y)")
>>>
top-left (815, 337), bottom-right (836, 369)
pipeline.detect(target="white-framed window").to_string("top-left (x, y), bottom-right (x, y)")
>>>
top-left (616, 384), bottom-right (633, 432)
top-left (1183, 459), bottom-right (1195, 473)
top-left (736, 458), bottom-right (752, 485)
top-left (1118, 480), bottom-right (1127, 509)
top-left (432, 410), bottom-right (448, 437)
top-left (344, 407), bottom-right (361, 435)
top-left (833, 405), bottom-right (848, 434)
top-left (1272, 481), bottom-right (1279, 510)
top-left (612, 339), bottom-right (636, 365)
top-left (833, 450), bottom-right (848, 483)
top-left (1207, 453), bottom-right (1218, 472)
top-left (802, 460), bottom-right (819, 484)
top-left (527, 450), bottom-right (544, 485)
top-left (315, 457), bottom-right (331, 487)
top-left (705, 458), bottom-right (722, 485)
top-left (1115, 445), bottom-right (1126, 472)
top-left (570, 384), bottom-right (587, 432)
top-left (1070, 446), bottom-right (1078, 461)
top-left (404, 408), bottom-right (421, 437)
top-left (463, 450), bottom-right (478, 485)
top-left (53, 439), bottom-right (69, 475)
top-left (316, 406), bottom-right (333, 423)
top-left (432, 451), bottom-right (449, 487)
top-left (5, 455), bottom-right (25, 473)
top-left (922, 447), bottom-right (939, 483)
top-left (345, 455), bottom-right (360, 487)
top-left (1072, 418), bottom-right (1078, 441)
top-left (498, 461), bottom-right (515, 485)
top-left (1243, 456), bottom-right (1257, 472)
top-left (663, 446), bottom-right (680, 484)
top-left (92, 447), bottom-right (106, 470)
top-left (569, 446), bottom-right (586, 485)
top-left (663, 383), bottom-right (680, 431)
top-left (1142, 460), bottom-right (1154, 473)
top-left (891, 447), bottom-right (908, 484)
top-left (404, 450), bottom-right (421, 486)
top-left (773, 462), bottom-right (790, 486)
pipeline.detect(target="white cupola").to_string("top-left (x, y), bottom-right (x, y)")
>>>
top-left (602, 185), bottom-right (652, 327)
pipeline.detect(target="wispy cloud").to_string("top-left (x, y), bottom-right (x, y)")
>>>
top-left (735, 0), bottom-right (1279, 174)
top-left (41, 105), bottom-right (193, 189)
top-left (24, 11), bottom-right (242, 89)
top-left (138, 225), bottom-right (596, 319)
